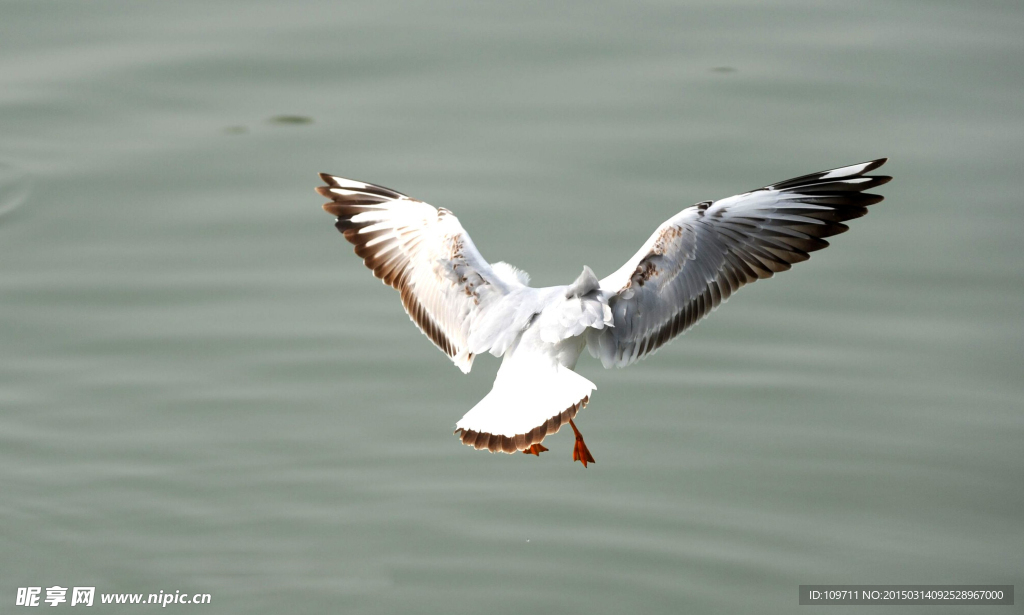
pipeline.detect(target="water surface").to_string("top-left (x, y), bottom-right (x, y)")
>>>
top-left (2, 1), bottom-right (1022, 613)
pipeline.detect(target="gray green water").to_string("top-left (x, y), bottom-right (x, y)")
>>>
top-left (2, 1), bottom-right (1022, 613)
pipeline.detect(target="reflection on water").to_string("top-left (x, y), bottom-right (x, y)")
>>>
top-left (1, 1), bottom-right (1021, 614)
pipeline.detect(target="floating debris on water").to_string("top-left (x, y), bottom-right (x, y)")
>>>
top-left (268, 115), bottom-right (313, 125)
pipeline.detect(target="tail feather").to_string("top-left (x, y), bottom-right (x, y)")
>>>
top-left (454, 352), bottom-right (595, 454)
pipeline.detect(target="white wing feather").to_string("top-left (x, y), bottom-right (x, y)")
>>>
top-left (318, 175), bottom-right (524, 373)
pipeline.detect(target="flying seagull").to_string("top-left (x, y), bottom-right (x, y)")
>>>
top-left (318, 159), bottom-right (890, 467)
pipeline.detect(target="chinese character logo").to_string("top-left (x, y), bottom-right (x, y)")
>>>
top-left (16, 587), bottom-right (41, 607)
top-left (71, 587), bottom-right (95, 606)
top-left (45, 586), bottom-right (68, 607)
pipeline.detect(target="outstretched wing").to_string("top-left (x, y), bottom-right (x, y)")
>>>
top-left (589, 159), bottom-right (891, 368)
top-left (318, 175), bottom-right (518, 373)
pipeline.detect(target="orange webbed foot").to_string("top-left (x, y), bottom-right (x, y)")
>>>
top-left (521, 444), bottom-right (549, 456)
top-left (568, 418), bottom-right (595, 468)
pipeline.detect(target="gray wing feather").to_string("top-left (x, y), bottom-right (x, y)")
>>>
top-left (590, 159), bottom-right (891, 368)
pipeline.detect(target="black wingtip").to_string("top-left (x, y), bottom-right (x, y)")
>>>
top-left (856, 158), bottom-right (888, 176)
top-left (768, 158), bottom-right (892, 192)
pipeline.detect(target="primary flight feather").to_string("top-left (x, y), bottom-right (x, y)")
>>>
top-left (318, 159), bottom-right (891, 466)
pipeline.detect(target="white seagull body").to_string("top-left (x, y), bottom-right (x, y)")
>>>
top-left (319, 159), bottom-right (891, 465)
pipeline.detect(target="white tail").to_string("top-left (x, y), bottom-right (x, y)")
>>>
top-left (454, 344), bottom-right (595, 453)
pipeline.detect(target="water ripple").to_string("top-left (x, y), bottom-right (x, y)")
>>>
top-left (0, 160), bottom-right (30, 220)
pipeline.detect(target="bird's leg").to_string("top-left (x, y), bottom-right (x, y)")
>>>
top-left (521, 444), bottom-right (549, 456)
top-left (569, 418), bottom-right (595, 467)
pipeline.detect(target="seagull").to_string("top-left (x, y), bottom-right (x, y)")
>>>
top-left (318, 159), bottom-right (890, 467)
